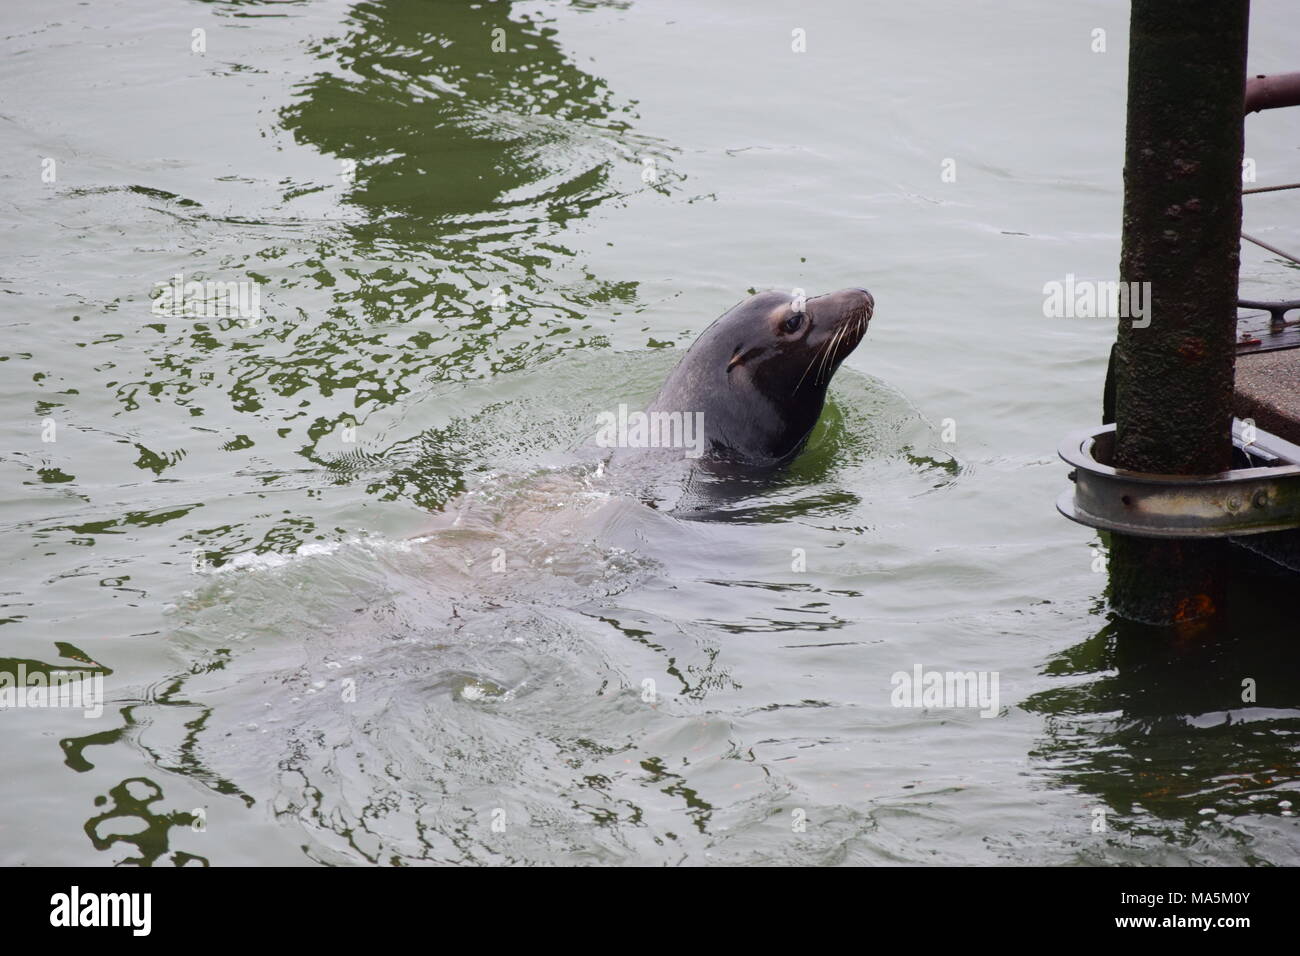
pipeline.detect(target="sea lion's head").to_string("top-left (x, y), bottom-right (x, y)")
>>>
top-left (643, 287), bottom-right (874, 467)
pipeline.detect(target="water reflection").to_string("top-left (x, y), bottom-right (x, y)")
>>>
top-left (105, 0), bottom-right (682, 856)
top-left (281, 0), bottom-right (653, 231)
top-left (1025, 544), bottom-right (1300, 863)
top-left (129, 0), bottom-right (657, 562)
top-left (268, 0), bottom-right (655, 489)
top-left (85, 777), bottom-right (207, 867)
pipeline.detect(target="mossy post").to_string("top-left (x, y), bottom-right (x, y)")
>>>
top-left (1109, 1), bottom-right (1250, 623)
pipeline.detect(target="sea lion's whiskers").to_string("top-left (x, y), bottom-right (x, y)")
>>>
top-left (793, 351), bottom-right (818, 393)
top-left (851, 310), bottom-right (865, 347)
top-left (830, 304), bottom-right (869, 375)
top-left (794, 331), bottom-right (833, 393)
top-left (811, 321), bottom-right (842, 382)
top-left (818, 320), bottom-right (849, 384)
top-left (809, 326), bottom-right (838, 388)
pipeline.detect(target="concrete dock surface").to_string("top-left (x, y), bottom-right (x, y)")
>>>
top-left (1233, 347), bottom-right (1300, 570)
top-left (1235, 348), bottom-right (1300, 444)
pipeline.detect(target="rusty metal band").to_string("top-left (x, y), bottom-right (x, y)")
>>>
top-left (1058, 421), bottom-right (1300, 538)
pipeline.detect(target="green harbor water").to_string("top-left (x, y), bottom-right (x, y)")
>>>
top-left (2, 0), bottom-right (1299, 865)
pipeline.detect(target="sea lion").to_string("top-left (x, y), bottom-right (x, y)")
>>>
top-left (422, 287), bottom-right (873, 534)
top-left (606, 287), bottom-right (874, 471)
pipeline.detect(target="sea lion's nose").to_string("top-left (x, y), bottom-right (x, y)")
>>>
top-left (824, 287), bottom-right (873, 317)
top-left (849, 288), bottom-right (874, 312)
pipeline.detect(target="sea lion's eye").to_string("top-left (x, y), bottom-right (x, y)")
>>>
top-left (782, 312), bottom-right (804, 333)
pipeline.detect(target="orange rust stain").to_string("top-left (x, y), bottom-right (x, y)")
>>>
top-left (1176, 337), bottom-right (1208, 363)
top-left (1173, 593), bottom-right (1216, 622)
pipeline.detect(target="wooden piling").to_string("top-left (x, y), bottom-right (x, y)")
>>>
top-left (1108, 0), bottom-right (1251, 623)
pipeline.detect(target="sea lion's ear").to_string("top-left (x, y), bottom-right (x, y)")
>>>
top-left (727, 345), bottom-right (763, 373)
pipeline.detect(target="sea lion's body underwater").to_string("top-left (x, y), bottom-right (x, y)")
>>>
top-left (605, 287), bottom-right (874, 476)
